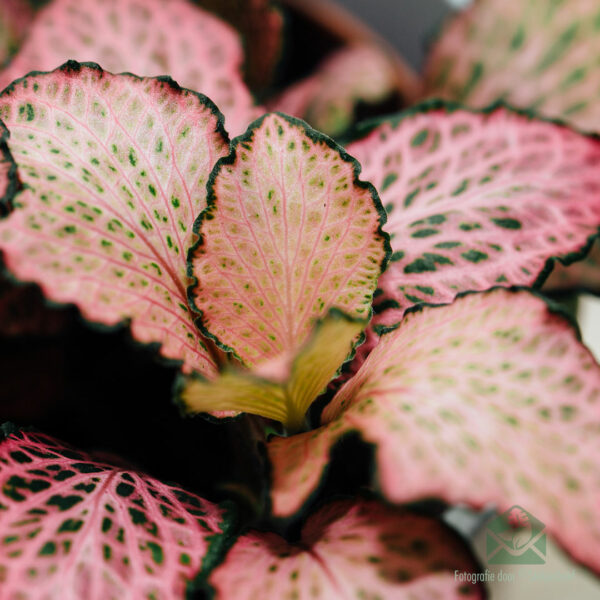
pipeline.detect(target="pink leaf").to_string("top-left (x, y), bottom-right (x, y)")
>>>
top-left (0, 0), bottom-right (258, 136)
top-left (0, 425), bottom-right (229, 599)
top-left (0, 63), bottom-right (230, 376)
top-left (0, 0), bottom-right (32, 65)
top-left (188, 112), bottom-right (389, 367)
top-left (208, 499), bottom-right (484, 600)
top-left (269, 45), bottom-right (403, 138)
top-left (347, 103), bottom-right (600, 326)
top-left (268, 289), bottom-right (600, 572)
top-left (423, 0), bottom-right (600, 133)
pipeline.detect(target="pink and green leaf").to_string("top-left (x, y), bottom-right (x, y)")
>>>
top-left (0, 425), bottom-right (230, 599)
top-left (0, 63), bottom-right (230, 376)
top-left (423, 0), bottom-right (600, 133)
top-left (268, 288), bottom-right (600, 573)
top-left (0, 0), bottom-right (32, 65)
top-left (188, 112), bottom-right (390, 367)
top-left (544, 239), bottom-right (600, 293)
top-left (0, 0), bottom-right (258, 136)
top-left (347, 102), bottom-right (600, 325)
top-left (269, 44), bottom-right (402, 138)
top-left (208, 499), bottom-right (484, 600)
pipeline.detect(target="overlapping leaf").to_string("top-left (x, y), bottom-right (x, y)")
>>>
top-left (268, 289), bottom-right (600, 573)
top-left (0, 0), bottom-right (258, 135)
top-left (270, 45), bottom-right (402, 138)
top-left (188, 112), bottom-right (389, 367)
top-left (424, 0), bottom-right (600, 133)
top-left (545, 239), bottom-right (600, 293)
top-left (0, 63), bottom-right (230, 375)
top-left (0, 0), bottom-right (32, 66)
top-left (347, 103), bottom-right (600, 325)
top-left (208, 499), bottom-right (483, 600)
top-left (0, 425), bottom-right (229, 599)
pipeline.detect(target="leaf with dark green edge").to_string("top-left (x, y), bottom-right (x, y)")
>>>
top-left (346, 101), bottom-right (600, 326)
top-left (0, 0), bottom-right (259, 136)
top-left (188, 112), bottom-right (390, 367)
top-left (0, 62), bottom-right (230, 376)
top-left (268, 288), bottom-right (600, 573)
top-left (0, 426), bottom-right (234, 599)
top-left (0, 0), bottom-right (32, 66)
top-left (544, 238), bottom-right (600, 293)
top-left (268, 45), bottom-right (402, 139)
top-left (204, 499), bottom-right (484, 600)
top-left (423, 0), bottom-right (600, 133)
top-left (181, 311), bottom-right (365, 432)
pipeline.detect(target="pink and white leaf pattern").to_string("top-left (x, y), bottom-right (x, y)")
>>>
top-left (0, 64), bottom-right (230, 376)
top-left (268, 289), bottom-right (600, 572)
top-left (0, 0), bottom-right (32, 66)
top-left (270, 45), bottom-right (400, 138)
top-left (209, 499), bottom-right (483, 600)
top-left (0, 426), bottom-right (228, 599)
top-left (0, 0), bottom-right (258, 136)
top-left (188, 113), bottom-right (389, 367)
top-left (347, 104), bottom-right (600, 325)
top-left (423, 0), bottom-right (600, 133)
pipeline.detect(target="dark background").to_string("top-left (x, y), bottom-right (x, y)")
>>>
top-left (337, 0), bottom-right (452, 68)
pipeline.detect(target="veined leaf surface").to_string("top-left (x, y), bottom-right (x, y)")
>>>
top-left (0, 0), bottom-right (257, 136)
top-left (0, 425), bottom-right (229, 599)
top-left (208, 499), bottom-right (483, 600)
top-left (347, 103), bottom-right (600, 325)
top-left (0, 63), bottom-right (230, 375)
top-left (188, 112), bottom-right (389, 367)
top-left (268, 289), bottom-right (600, 573)
top-left (424, 0), bottom-right (600, 133)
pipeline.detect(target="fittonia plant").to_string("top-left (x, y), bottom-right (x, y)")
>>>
top-left (0, 0), bottom-right (600, 598)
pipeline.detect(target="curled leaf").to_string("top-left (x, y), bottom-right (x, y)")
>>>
top-left (208, 499), bottom-right (484, 600)
top-left (0, 63), bottom-right (230, 376)
top-left (269, 289), bottom-right (600, 573)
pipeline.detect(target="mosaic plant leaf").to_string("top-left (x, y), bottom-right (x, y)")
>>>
top-left (0, 0), bottom-right (32, 65)
top-left (0, 0), bottom-right (258, 136)
top-left (0, 425), bottom-right (229, 599)
top-left (188, 112), bottom-right (389, 367)
top-left (181, 312), bottom-right (364, 431)
top-left (0, 63), bottom-right (231, 376)
top-left (268, 289), bottom-right (600, 573)
top-left (208, 499), bottom-right (484, 600)
top-left (347, 102), bottom-right (600, 325)
top-left (270, 45), bottom-right (401, 138)
top-left (424, 0), bottom-right (600, 133)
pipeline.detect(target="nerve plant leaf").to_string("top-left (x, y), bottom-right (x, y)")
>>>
top-left (182, 312), bottom-right (364, 431)
top-left (0, 0), bottom-right (258, 136)
top-left (269, 45), bottom-right (405, 138)
top-left (0, 63), bottom-right (230, 376)
top-left (0, 426), bottom-right (230, 599)
top-left (207, 499), bottom-right (484, 600)
top-left (268, 289), bottom-right (600, 573)
top-left (423, 0), bottom-right (600, 133)
top-left (189, 113), bottom-right (389, 366)
top-left (183, 113), bottom-right (389, 427)
top-left (0, 0), bottom-right (32, 65)
top-left (347, 102), bottom-right (600, 325)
